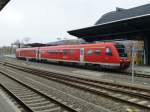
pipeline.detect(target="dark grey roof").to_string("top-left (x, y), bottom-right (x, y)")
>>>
top-left (0, 0), bottom-right (10, 11)
top-left (95, 3), bottom-right (150, 25)
top-left (68, 3), bottom-right (150, 42)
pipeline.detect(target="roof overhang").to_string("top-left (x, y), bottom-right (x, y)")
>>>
top-left (0, 0), bottom-right (10, 11)
top-left (68, 14), bottom-right (150, 42)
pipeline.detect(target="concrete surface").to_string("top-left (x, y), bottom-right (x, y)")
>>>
top-left (0, 89), bottom-right (20, 112)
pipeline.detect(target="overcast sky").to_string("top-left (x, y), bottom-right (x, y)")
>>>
top-left (0, 0), bottom-right (150, 46)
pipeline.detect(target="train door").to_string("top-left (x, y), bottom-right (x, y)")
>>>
top-left (35, 48), bottom-right (39, 59)
top-left (39, 49), bottom-right (41, 60)
top-left (105, 47), bottom-right (113, 64)
top-left (19, 50), bottom-right (21, 57)
top-left (80, 48), bottom-right (84, 62)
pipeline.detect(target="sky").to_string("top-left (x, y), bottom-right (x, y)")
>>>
top-left (0, 0), bottom-right (150, 46)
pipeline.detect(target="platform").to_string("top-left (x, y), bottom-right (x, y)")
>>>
top-left (133, 65), bottom-right (150, 75)
top-left (0, 89), bottom-right (20, 112)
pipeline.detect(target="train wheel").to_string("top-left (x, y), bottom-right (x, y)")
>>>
top-left (98, 65), bottom-right (102, 71)
top-left (58, 61), bottom-right (63, 65)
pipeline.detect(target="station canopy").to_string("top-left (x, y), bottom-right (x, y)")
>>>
top-left (68, 4), bottom-right (150, 42)
top-left (0, 0), bottom-right (10, 11)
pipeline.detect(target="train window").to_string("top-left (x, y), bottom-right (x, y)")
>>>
top-left (40, 50), bottom-right (44, 54)
top-left (87, 49), bottom-right (92, 55)
top-left (63, 50), bottom-right (67, 55)
top-left (53, 50), bottom-right (56, 55)
top-left (95, 49), bottom-right (101, 56)
top-left (33, 50), bottom-right (36, 54)
top-left (55, 50), bottom-right (58, 55)
top-left (48, 50), bottom-right (51, 54)
top-left (115, 44), bottom-right (127, 57)
top-left (48, 50), bottom-right (54, 54)
top-left (51, 50), bottom-right (54, 54)
top-left (105, 48), bottom-right (112, 56)
top-left (59, 50), bottom-right (63, 54)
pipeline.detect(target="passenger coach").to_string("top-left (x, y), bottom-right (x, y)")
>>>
top-left (16, 42), bottom-right (130, 70)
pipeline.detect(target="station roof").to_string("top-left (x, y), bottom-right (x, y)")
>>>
top-left (68, 4), bottom-right (150, 42)
top-left (0, 0), bottom-right (10, 11)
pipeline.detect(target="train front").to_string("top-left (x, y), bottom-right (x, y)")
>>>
top-left (115, 44), bottom-right (130, 69)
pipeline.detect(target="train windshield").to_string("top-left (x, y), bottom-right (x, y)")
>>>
top-left (115, 44), bottom-right (127, 57)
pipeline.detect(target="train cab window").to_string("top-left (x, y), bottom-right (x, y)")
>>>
top-left (87, 49), bottom-right (92, 56)
top-left (115, 44), bottom-right (127, 57)
top-left (105, 48), bottom-right (112, 56)
top-left (95, 49), bottom-right (101, 56)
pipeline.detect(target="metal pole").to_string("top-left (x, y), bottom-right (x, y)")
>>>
top-left (144, 49), bottom-right (146, 65)
top-left (131, 44), bottom-right (135, 84)
top-left (11, 44), bottom-right (13, 54)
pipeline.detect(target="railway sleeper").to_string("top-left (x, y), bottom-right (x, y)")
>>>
top-left (18, 95), bottom-right (42, 100)
top-left (27, 100), bottom-right (51, 107)
top-left (23, 98), bottom-right (46, 104)
top-left (31, 104), bottom-right (59, 111)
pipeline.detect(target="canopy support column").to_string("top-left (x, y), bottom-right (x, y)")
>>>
top-left (144, 37), bottom-right (150, 65)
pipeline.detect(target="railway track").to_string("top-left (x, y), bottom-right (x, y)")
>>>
top-left (3, 57), bottom-right (150, 78)
top-left (0, 71), bottom-right (82, 112)
top-left (1, 61), bottom-right (150, 111)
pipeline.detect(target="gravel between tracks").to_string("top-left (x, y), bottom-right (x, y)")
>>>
top-left (4, 57), bottom-right (150, 88)
top-left (1, 65), bottom-right (148, 112)
top-left (0, 66), bottom-right (111, 112)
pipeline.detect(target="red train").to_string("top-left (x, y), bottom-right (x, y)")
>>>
top-left (16, 42), bottom-right (130, 70)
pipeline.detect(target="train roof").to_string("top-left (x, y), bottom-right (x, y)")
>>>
top-left (39, 42), bottom-right (116, 49)
top-left (16, 47), bottom-right (39, 50)
top-left (16, 42), bottom-right (123, 50)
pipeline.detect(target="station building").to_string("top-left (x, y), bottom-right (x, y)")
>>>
top-left (68, 4), bottom-right (150, 65)
top-left (0, 0), bottom-right (10, 55)
top-left (0, 0), bottom-right (10, 11)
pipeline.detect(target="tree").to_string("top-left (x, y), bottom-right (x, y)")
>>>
top-left (13, 39), bottom-right (21, 48)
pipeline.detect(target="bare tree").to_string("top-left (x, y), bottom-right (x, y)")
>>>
top-left (13, 39), bottom-right (21, 48)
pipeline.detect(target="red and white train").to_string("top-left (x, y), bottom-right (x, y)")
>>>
top-left (16, 42), bottom-right (130, 70)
